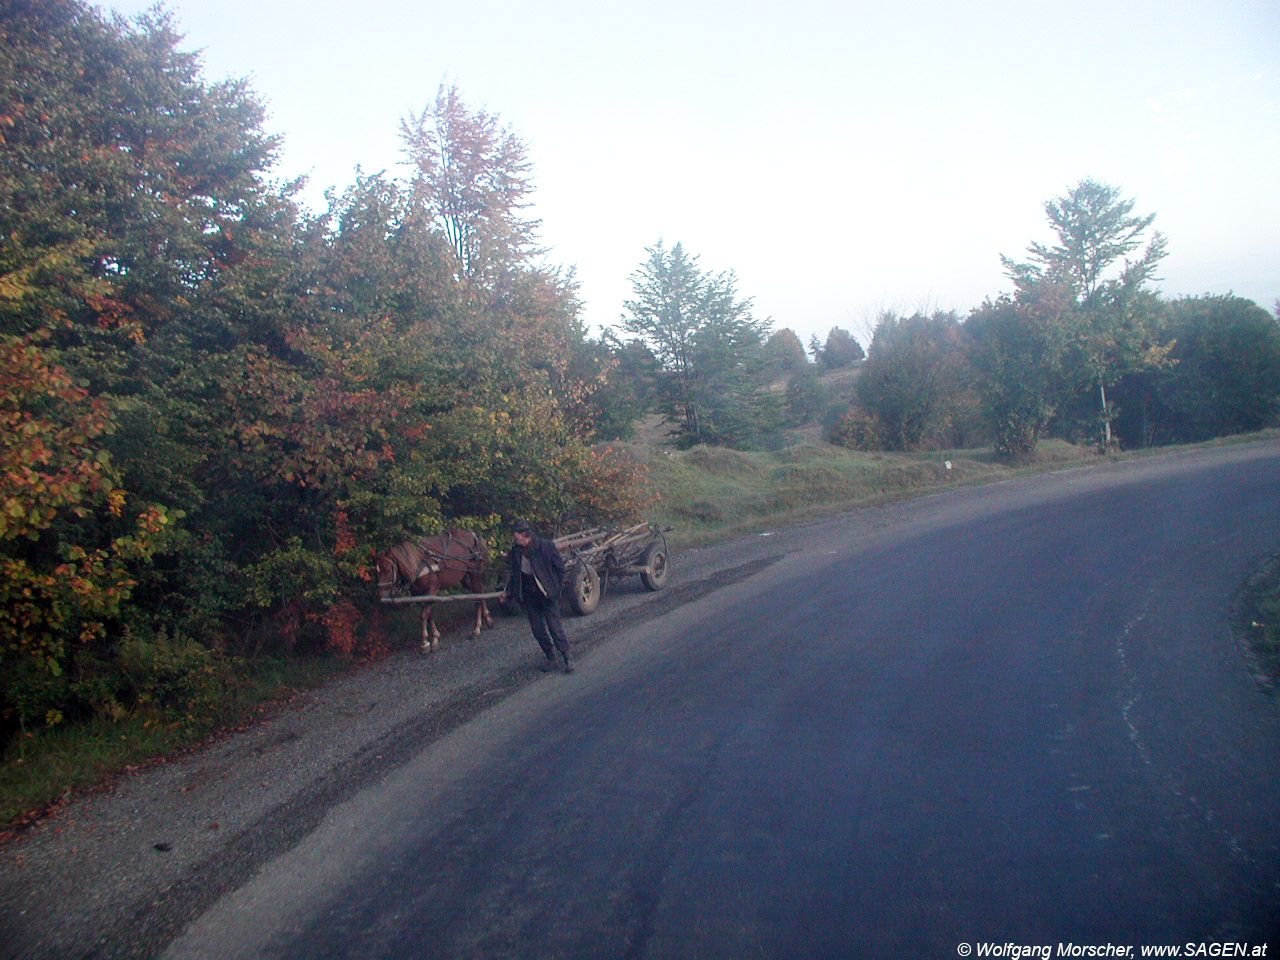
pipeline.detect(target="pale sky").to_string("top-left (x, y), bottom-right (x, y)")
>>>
top-left (107, 0), bottom-right (1279, 345)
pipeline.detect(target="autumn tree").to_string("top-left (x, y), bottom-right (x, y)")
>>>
top-left (0, 0), bottom-right (281, 342)
top-left (620, 241), bottom-right (771, 447)
top-left (399, 84), bottom-right (542, 285)
top-left (0, 2), bottom-right (649, 734)
top-left (0, 327), bottom-right (178, 726)
top-left (227, 169), bottom-right (638, 653)
top-left (0, 0), bottom-right (283, 726)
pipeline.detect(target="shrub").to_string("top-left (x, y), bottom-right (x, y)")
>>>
top-left (827, 407), bottom-right (887, 451)
top-left (117, 631), bottom-right (238, 723)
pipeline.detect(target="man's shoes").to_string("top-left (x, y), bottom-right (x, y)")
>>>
top-left (560, 648), bottom-right (575, 673)
top-left (539, 655), bottom-right (556, 672)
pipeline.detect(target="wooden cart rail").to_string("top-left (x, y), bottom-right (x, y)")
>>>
top-left (555, 521), bottom-right (672, 616)
top-left (553, 527), bottom-right (614, 550)
top-left (380, 590), bottom-right (504, 605)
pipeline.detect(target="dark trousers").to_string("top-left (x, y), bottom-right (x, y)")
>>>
top-left (523, 588), bottom-right (569, 658)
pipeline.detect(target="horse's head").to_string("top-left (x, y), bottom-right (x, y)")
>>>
top-left (374, 552), bottom-right (403, 599)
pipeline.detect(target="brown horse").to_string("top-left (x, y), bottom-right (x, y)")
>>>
top-left (375, 530), bottom-right (493, 652)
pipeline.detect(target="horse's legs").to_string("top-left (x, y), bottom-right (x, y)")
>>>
top-left (421, 604), bottom-right (440, 652)
top-left (465, 570), bottom-right (492, 637)
top-left (472, 599), bottom-right (492, 638)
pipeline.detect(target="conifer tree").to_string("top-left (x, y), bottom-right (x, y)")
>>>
top-left (620, 241), bottom-right (770, 447)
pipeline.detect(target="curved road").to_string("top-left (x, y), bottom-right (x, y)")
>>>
top-left (151, 443), bottom-right (1280, 958)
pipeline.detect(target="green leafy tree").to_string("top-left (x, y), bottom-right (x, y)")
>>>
top-left (1002, 179), bottom-right (1169, 448)
top-left (966, 291), bottom-right (1071, 458)
top-left (812, 327), bottom-right (865, 369)
top-left (763, 327), bottom-right (808, 378)
top-left (784, 365), bottom-right (830, 425)
top-left (620, 241), bottom-right (770, 447)
top-left (1113, 295), bottom-right (1280, 445)
top-left (1164, 295), bottom-right (1280, 438)
top-left (233, 168), bottom-right (631, 651)
top-left (856, 311), bottom-right (968, 450)
top-left (0, 0), bottom-right (282, 726)
top-left (0, 0), bottom-right (281, 345)
top-left (580, 334), bottom-right (660, 442)
top-left (0, 2), bottom-right (652, 736)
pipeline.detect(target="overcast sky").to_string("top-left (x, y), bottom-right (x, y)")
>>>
top-left (107, 0), bottom-right (1279, 344)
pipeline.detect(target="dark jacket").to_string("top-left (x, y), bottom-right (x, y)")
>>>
top-left (506, 534), bottom-right (566, 603)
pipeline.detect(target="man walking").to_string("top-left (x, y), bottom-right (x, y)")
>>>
top-left (502, 519), bottom-right (575, 673)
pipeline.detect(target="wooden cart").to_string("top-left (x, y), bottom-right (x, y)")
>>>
top-left (554, 522), bottom-right (671, 616)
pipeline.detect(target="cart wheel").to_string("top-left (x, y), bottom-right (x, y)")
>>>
top-left (566, 563), bottom-right (601, 616)
top-left (640, 541), bottom-right (669, 591)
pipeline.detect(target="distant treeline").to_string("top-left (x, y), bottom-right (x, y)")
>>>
top-left (2, 0), bottom-right (1277, 735)
top-left (805, 286), bottom-right (1280, 457)
top-left (605, 187), bottom-right (1280, 458)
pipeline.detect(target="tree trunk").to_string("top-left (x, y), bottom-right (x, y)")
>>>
top-left (1099, 378), bottom-right (1112, 449)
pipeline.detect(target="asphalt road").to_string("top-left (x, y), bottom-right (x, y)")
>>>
top-left (146, 443), bottom-right (1280, 959)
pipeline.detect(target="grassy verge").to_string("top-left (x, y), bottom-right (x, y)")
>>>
top-left (635, 428), bottom-right (1280, 549)
top-left (630, 437), bottom-right (1098, 549)
top-left (0, 655), bottom-right (346, 834)
top-left (1236, 555), bottom-right (1280, 698)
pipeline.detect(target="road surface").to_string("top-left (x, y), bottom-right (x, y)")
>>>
top-left (154, 443), bottom-right (1280, 958)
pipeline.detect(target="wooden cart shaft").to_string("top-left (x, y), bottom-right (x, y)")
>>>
top-left (380, 591), bottom-right (504, 605)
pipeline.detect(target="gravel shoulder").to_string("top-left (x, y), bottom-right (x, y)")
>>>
top-left (0, 525), bottom-right (811, 960)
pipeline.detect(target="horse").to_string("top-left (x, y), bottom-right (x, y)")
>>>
top-left (375, 530), bottom-right (494, 652)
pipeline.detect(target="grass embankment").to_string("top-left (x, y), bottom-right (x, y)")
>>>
top-left (1237, 557), bottom-right (1280, 700)
top-left (636, 437), bottom-right (1092, 549)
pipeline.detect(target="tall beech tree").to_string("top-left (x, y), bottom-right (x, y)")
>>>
top-left (1001, 179), bottom-right (1169, 449)
top-left (399, 84), bottom-right (542, 285)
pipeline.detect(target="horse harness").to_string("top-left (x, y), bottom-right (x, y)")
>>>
top-left (379, 531), bottom-right (488, 593)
